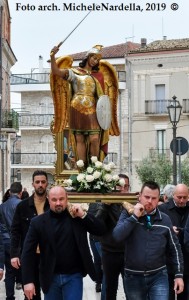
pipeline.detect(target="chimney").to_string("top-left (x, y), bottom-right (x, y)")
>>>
top-left (141, 38), bottom-right (147, 48)
top-left (39, 55), bottom-right (43, 73)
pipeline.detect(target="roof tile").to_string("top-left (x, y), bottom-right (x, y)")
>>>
top-left (70, 42), bottom-right (140, 59)
top-left (129, 38), bottom-right (189, 53)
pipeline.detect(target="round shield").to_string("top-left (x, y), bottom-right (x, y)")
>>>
top-left (96, 95), bottom-right (111, 130)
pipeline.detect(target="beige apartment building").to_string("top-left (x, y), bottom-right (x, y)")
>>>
top-left (0, 0), bottom-right (17, 199)
top-left (127, 38), bottom-right (189, 190)
top-left (10, 39), bottom-right (189, 193)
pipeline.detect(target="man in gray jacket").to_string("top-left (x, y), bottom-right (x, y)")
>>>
top-left (113, 181), bottom-right (184, 300)
top-left (0, 182), bottom-right (22, 300)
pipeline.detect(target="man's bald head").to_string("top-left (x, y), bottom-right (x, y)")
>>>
top-left (173, 184), bottom-right (189, 207)
top-left (48, 186), bottom-right (68, 213)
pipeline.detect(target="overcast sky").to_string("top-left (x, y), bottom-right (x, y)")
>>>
top-left (9, 0), bottom-right (189, 75)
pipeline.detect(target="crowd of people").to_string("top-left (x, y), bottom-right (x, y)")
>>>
top-left (1, 170), bottom-right (189, 300)
top-left (2, 42), bottom-right (189, 300)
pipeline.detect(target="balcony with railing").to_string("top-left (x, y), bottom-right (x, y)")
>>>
top-left (18, 114), bottom-right (54, 127)
top-left (145, 100), bottom-right (171, 115)
top-left (149, 148), bottom-right (170, 158)
top-left (11, 153), bottom-right (56, 165)
top-left (10, 73), bottom-right (50, 85)
top-left (145, 99), bottom-right (189, 115)
top-left (1, 109), bottom-right (19, 131)
top-left (11, 71), bottom-right (125, 85)
top-left (182, 99), bottom-right (189, 113)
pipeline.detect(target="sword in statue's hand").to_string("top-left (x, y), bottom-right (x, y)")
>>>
top-left (50, 11), bottom-right (91, 56)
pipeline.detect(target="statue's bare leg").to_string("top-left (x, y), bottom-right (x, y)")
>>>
top-left (89, 134), bottom-right (100, 158)
top-left (75, 134), bottom-right (87, 162)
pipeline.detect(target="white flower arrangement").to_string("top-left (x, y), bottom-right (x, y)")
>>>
top-left (63, 156), bottom-right (125, 193)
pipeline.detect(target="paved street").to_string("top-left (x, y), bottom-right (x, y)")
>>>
top-left (0, 274), bottom-right (125, 299)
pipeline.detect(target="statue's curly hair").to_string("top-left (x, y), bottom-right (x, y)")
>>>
top-left (79, 54), bottom-right (100, 71)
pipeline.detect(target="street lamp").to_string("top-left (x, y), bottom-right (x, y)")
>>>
top-left (167, 95), bottom-right (182, 185)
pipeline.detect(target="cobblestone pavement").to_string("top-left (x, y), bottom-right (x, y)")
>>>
top-left (0, 275), bottom-right (125, 299)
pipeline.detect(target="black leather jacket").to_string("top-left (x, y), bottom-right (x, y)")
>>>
top-left (10, 194), bottom-right (49, 258)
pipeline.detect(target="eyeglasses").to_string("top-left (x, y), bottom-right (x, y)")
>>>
top-left (146, 215), bottom-right (152, 230)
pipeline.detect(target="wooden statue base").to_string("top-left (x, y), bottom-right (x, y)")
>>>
top-left (67, 192), bottom-right (138, 204)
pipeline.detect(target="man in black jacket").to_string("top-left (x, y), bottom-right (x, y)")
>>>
top-left (159, 183), bottom-right (189, 300)
top-left (88, 203), bottom-right (103, 293)
top-left (21, 186), bottom-right (105, 300)
top-left (94, 174), bottom-right (129, 300)
top-left (10, 170), bottom-right (49, 300)
top-left (96, 203), bottom-right (125, 300)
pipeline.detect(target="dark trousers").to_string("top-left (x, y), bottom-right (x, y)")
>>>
top-left (15, 268), bottom-right (22, 284)
top-left (23, 253), bottom-right (41, 300)
top-left (102, 250), bottom-right (125, 300)
top-left (125, 269), bottom-right (168, 300)
top-left (89, 238), bottom-right (103, 284)
top-left (168, 274), bottom-right (189, 300)
top-left (4, 243), bottom-right (18, 300)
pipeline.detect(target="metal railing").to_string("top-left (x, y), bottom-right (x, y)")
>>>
top-left (149, 148), bottom-right (170, 158)
top-left (145, 99), bottom-right (189, 115)
top-left (103, 152), bottom-right (118, 164)
top-left (11, 71), bottom-right (125, 85)
top-left (11, 153), bottom-right (56, 165)
top-left (10, 73), bottom-right (50, 85)
top-left (18, 114), bottom-right (54, 127)
top-left (145, 100), bottom-right (171, 114)
top-left (1, 109), bottom-right (19, 130)
top-left (182, 99), bottom-right (189, 113)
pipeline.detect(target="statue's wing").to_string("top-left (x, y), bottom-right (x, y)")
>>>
top-left (50, 56), bottom-right (73, 133)
top-left (99, 60), bottom-right (120, 136)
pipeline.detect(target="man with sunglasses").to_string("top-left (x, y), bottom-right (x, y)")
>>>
top-left (159, 183), bottom-right (189, 300)
top-left (113, 181), bottom-right (184, 300)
